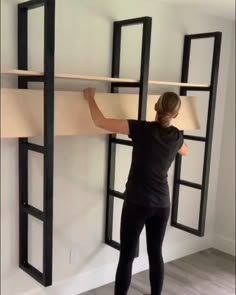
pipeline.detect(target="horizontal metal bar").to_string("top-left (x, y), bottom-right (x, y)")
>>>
top-left (106, 240), bottom-right (121, 251)
top-left (183, 86), bottom-right (210, 91)
top-left (19, 0), bottom-right (45, 9)
top-left (186, 32), bottom-right (221, 39)
top-left (22, 142), bottom-right (45, 154)
top-left (184, 135), bottom-right (206, 142)
top-left (18, 75), bottom-right (45, 83)
top-left (20, 262), bottom-right (44, 284)
top-left (171, 222), bottom-right (200, 236)
top-left (21, 204), bottom-right (44, 221)
top-left (115, 16), bottom-right (151, 27)
top-left (110, 137), bottom-right (133, 146)
top-left (177, 180), bottom-right (202, 190)
top-left (109, 190), bottom-right (125, 200)
top-left (111, 82), bottom-right (141, 88)
top-left (26, 76), bottom-right (45, 82)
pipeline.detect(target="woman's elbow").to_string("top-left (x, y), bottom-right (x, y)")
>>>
top-left (94, 117), bottom-right (106, 129)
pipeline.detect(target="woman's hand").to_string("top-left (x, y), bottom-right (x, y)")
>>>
top-left (178, 142), bottom-right (189, 156)
top-left (83, 87), bottom-right (129, 135)
top-left (83, 88), bottom-right (96, 100)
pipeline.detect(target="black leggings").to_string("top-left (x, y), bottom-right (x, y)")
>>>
top-left (115, 201), bottom-right (170, 295)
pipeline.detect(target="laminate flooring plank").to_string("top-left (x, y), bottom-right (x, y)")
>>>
top-left (80, 249), bottom-right (235, 295)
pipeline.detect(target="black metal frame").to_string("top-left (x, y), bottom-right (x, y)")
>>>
top-left (18, 0), bottom-right (55, 286)
top-left (171, 32), bottom-right (222, 236)
top-left (105, 17), bottom-right (152, 252)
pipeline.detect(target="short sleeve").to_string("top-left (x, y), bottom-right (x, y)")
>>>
top-left (128, 120), bottom-right (146, 143)
top-left (178, 132), bottom-right (184, 149)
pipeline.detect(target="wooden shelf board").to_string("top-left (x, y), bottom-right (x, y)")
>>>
top-left (1, 89), bottom-right (201, 138)
top-left (2, 69), bottom-right (138, 83)
top-left (2, 69), bottom-right (209, 88)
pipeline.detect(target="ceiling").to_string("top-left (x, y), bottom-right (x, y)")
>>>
top-left (160, 0), bottom-right (235, 20)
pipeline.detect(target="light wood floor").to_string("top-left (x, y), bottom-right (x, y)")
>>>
top-left (80, 248), bottom-right (235, 295)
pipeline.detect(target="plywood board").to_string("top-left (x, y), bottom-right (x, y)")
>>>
top-left (2, 70), bottom-right (209, 88)
top-left (1, 88), bottom-right (200, 138)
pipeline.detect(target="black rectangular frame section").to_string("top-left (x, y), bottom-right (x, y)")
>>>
top-left (171, 32), bottom-right (222, 236)
top-left (18, 0), bottom-right (55, 287)
top-left (105, 17), bottom-right (152, 253)
top-left (19, 0), bottom-right (45, 10)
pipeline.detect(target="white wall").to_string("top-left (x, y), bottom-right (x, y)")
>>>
top-left (214, 25), bottom-right (235, 256)
top-left (1, 0), bottom-right (234, 294)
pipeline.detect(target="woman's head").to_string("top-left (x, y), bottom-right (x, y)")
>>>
top-left (155, 92), bottom-right (181, 127)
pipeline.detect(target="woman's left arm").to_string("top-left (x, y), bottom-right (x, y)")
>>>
top-left (83, 88), bottom-right (130, 135)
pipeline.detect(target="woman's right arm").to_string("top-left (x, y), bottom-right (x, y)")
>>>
top-left (178, 143), bottom-right (189, 156)
top-left (84, 88), bottom-right (130, 135)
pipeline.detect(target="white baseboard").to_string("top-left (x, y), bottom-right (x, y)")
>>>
top-left (25, 235), bottom-right (213, 295)
top-left (213, 234), bottom-right (235, 256)
top-left (163, 234), bottom-right (213, 262)
top-left (12, 235), bottom-right (233, 295)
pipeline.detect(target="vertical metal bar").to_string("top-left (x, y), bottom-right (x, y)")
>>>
top-left (105, 142), bottom-right (116, 243)
top-left (43, 0), bottom-right (55, 286)
top-left (105, 22), bottom-right (122, 243)
top-left (135, 17), bottom-right (152, 256)
top-left (18, 5), bottom-right (29, 268)
top-left (171, 154), bottom-right (182, 223)
top-left (171, 36), bottom-right (191, 225)
top-left (138, 17), bottom-right (152, 120)
top-left (111, 22), bottom-right (122, 80)
top-left (199, 33), bottom-right (222, 236)
top-left (180, 36), bottom-right (191, 85)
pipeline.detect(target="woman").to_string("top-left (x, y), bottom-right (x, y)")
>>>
top-left (83, 88), bottom-right (188, 295)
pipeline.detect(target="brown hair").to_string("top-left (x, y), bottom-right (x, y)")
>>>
top-left (155, 92), bottom-right (181, 128)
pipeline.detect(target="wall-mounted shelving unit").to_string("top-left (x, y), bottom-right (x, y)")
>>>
top-left (2, 0), bottom-right (221, 287)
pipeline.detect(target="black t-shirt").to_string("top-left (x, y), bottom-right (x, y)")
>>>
top-left (124, 120), bottom-right (184, 208)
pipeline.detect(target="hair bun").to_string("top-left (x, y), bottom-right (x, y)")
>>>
top-left (156, 92), bottom-right (181, 127)
top-left (158, 112), bottom-right (172, 127)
